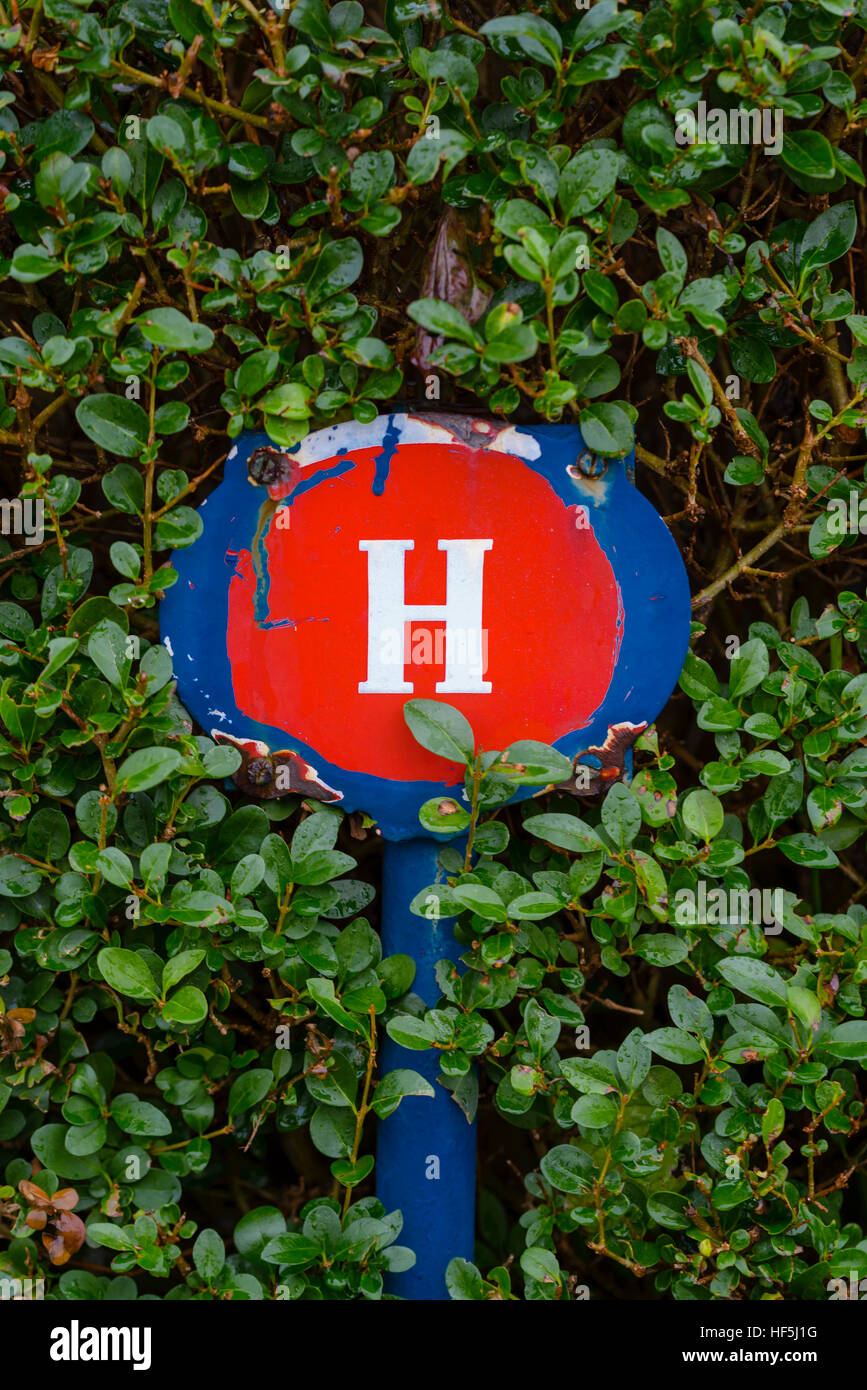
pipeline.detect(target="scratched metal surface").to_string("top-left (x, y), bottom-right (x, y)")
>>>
top-left (160, 414), bottom-right (690, 839)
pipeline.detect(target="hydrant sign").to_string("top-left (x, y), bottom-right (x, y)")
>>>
top-left (161, 411), bottom-right (690, 1301)
top-left (161, 414), bottom-right (690, 837)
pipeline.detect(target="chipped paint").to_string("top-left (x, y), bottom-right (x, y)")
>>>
top-left (211, 729), bottom-right (342, 802)
top-left (286, 412), bottom-right (542, 467)
top-left (372, 413), bottom-right (401, 495)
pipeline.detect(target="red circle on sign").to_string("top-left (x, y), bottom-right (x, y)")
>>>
top-left (226, 441), bottom-right (621, 781)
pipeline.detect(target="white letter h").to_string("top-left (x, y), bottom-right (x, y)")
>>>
top-left (358, 539), bottom-right (492, 694)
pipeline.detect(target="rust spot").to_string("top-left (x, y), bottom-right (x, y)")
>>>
top-left (570, 451), bottom-right (608, 480)
top-left (248, 446), bottom-right (299, 488)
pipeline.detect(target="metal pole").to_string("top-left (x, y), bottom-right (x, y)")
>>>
top-left (376, 837), bottom-right (476, 1299)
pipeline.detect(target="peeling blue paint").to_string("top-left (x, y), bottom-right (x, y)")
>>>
top-left (371, 412), bottom-right (401, 496)
top-left (290, 457), bottom-right (355, 502)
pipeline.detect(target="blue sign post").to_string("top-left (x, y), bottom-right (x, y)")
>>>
top-left (161, 413), bottom-right (690, 1298)
top-left (374, 836), bottom-right (475, 1300)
